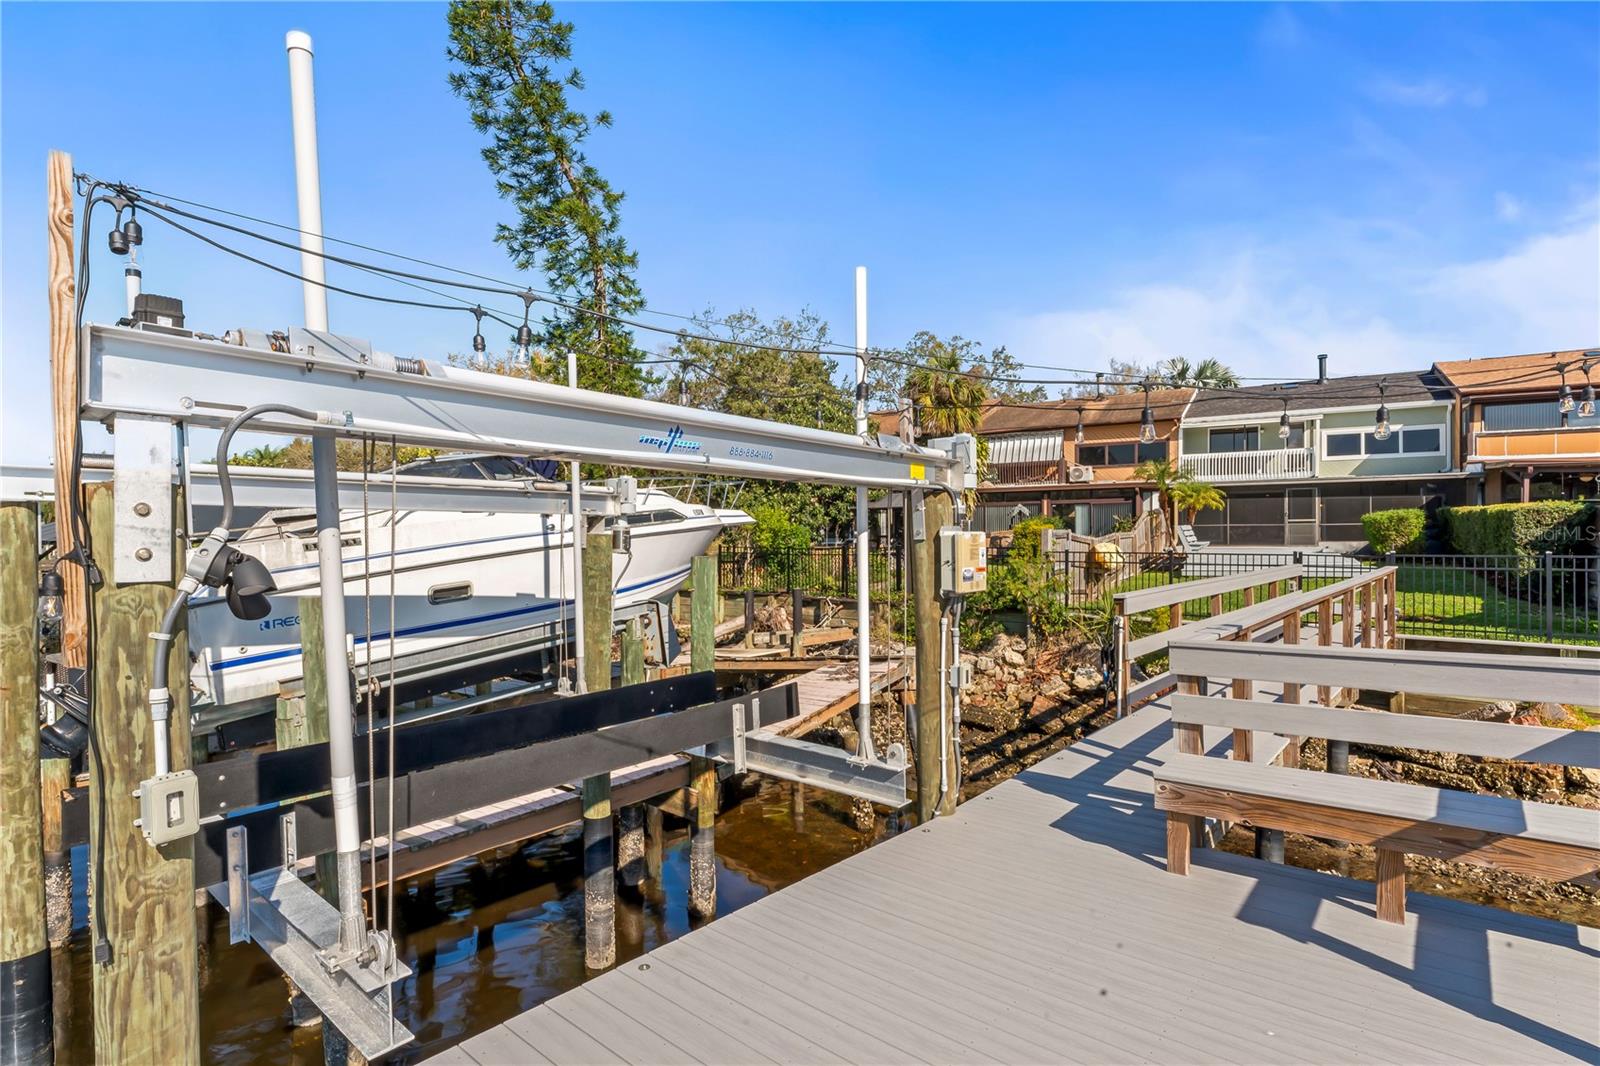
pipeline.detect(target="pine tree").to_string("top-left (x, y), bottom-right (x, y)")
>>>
top-left (447, 0), bottom-right (648, 395)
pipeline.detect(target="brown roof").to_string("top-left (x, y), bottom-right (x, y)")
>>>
top-left (980, 388), bottom-right (1193, 435)
top-left (1433, 348), bottom-right (1599, 396)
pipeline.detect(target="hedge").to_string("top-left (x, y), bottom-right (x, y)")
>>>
top-left (1361, 508), bottom-right (1425, 554)
top-left (1441, 500), bottom-right (1592, 563)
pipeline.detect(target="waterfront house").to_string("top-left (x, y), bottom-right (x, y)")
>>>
top-left (1432, 348), bottom-right (1600, 503)
top-left (976, 387), bottom-right (1193, 536)
top-left (1177, 356), bottom-right (1466, 546)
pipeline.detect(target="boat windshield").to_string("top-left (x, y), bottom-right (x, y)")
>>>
top-left (398, 455), bottom-right (561, 481)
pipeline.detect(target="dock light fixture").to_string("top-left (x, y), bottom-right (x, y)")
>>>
top-left (1138, 385), bottom-right (1157, 445)
top-left (220, 550), bottom-right (278, 621)
top-left (1374, 380), bottom-right (1392, 441)
top-left (38, 681), bottom-right (91, 760)
top-left (1278, 400), bottom-right (1292, 441)
top-left (1558, 367), bottom-right (1575, 413)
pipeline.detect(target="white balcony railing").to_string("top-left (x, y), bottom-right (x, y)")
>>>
top-left (1179, 447), bottom-right (1313, 483)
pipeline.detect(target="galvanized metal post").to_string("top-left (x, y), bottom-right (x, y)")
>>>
top-left (568, 353), bottom-right (588, 693)
top-left (310, 436), bottom-right (368, 956)
top-left (581, 775), bottom-right (614, 970)
top-left (687, 756), bottom-right (717, 920)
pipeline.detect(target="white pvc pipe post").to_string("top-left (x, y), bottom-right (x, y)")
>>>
top-left (568, 351), bottom-right (587, 693)
top-left (285, 30), bottom-right (328, 332)
top-left (287, 31), bottom-right (363, 953)
top-left (854, 266), bottom-right (875, 760)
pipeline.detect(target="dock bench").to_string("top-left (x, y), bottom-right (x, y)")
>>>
top-left (1157, 640), bottom-right (1600, 923)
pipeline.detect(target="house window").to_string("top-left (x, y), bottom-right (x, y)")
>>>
top-left (1325, 424), bottom-right (1442, 458)
top-left (1325, 432), bottom-right (1362, 457)
top-left (1401, 427), bottom-right (1441, 454)
top-left (1281, 422), bottom-right (1307, 449)
top-left (1208, 427), bottom-right (1259, 453)
top-left (1365, 431), bottom-right (1401, 455)
top-left (1138, 440), bottom-right (1169, 462)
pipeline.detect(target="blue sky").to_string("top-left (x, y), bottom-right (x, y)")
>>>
top-left (3, 2), bottom-right (1597, 465)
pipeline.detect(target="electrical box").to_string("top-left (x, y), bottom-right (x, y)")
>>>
top-left (134, 769), bottom-right (199, 845)
top-left (938, 527), bottom-right (988, 595)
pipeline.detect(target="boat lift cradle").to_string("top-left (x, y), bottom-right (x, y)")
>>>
top-left (79, 318), bottom-right (976, 1058)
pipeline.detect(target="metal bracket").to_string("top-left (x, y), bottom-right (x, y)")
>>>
top-left (111, 414), bottom-right (174, 582)
top-left (736, 732), bottom-right (910, 808)
top-left (730, 702), bottom-right (747, 773)
top-left (207, 869), bottom-right (413, 1060)
top-left (911, 489), bottom-right (927, 542)
top-left (279, 810), bottom-right (298, 867)
top-left (226, 826), bottom-right (250, 945)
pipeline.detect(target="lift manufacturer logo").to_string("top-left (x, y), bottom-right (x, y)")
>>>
top-left (639, 425), bottom-right (702, 454)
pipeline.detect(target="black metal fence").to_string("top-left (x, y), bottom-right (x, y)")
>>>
top-left (718, 544), bottom-right (903, 599)
top-left (1051, 548), bottom-right (1600, 646)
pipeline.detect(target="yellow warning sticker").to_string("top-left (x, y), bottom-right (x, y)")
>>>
top-left (909, 463), bottom-right (925, 480)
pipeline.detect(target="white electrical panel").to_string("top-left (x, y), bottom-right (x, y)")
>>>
top-left (938, 527), bottom-right (988, 594)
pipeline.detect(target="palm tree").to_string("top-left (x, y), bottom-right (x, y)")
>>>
top-left (1133, 458), bottom-right (1187, 531)
top-left (1172, 479), bottom-right (1227, 524)
top-left (1163, 356), bottom-right (1240, 389)
top-left (905, 351), bottom-right (988, 438)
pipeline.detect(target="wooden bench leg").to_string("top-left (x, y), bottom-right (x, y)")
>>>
top-left (1166, 812), bottom-right (1194, 875)
top-left (1376, 849), bottom-right (1406, 924)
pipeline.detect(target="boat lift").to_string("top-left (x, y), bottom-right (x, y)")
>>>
top-left (79, 315), bottom-right (976, 1058)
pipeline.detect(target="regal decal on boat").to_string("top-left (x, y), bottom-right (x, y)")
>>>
top-left (639, 425), bottom-right (703, 454)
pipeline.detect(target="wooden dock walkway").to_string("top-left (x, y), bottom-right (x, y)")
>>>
top-left (432, 698), bottom-right (1600, 1065)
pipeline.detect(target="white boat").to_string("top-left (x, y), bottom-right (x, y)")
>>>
top-left (187, 455), bottom-right (749, 716)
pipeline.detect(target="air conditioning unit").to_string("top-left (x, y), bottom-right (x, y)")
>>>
top-left (1068, 464), bottom-right (1095, 483)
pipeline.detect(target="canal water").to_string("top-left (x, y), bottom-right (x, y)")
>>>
top-left (52, 774), bottom-right (901, 1064)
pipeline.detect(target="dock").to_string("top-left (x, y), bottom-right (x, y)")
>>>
top-left (435, 697), bottom-right (1600, 1065)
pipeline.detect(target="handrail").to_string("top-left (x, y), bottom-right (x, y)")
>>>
top-left (1168, 638), bottom-right (1600, 706)
top-left (1117, 565), bottom-right (1398, 716)
top-left (1114, 564), bottom-right (1301, 616)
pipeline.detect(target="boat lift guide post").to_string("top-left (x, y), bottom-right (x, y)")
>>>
top-left (76, 313), bottom-right (977, 1057)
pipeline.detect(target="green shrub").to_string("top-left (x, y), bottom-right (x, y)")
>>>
top-left (1361, 508), bottom-right (1426, 554)
top-left (966, 516), bottom-right (1071, 635)
top-left (748, 502), bottom-right (813, 553)
top-left (1442, 501), bottom-right (1591, 566)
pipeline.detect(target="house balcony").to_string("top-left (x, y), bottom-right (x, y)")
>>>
top-left (1469, 426), bottom-right (1600, 464)
top-left (986, 459), bottom-right (1066, 486)
top-left (1179, 447), bottom-right (1313, 483)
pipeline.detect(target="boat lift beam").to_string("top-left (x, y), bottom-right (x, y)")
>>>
top-left (82, 323), bottom-right (970, 497)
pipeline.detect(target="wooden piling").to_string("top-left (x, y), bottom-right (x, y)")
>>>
top-left (581, 774), bottom-right (615, 969)
top-left (86, 483), bottom-right (199, 1064)
top-left (579, 528), bottom-right (615, 968)
top-left (582, 529), bottom-right (613, 694)
top-left (743, 588), bottom-right (755, 649)
top-left (690, 555), bottom-right (716, 675)
top-left (911, 491), bottom-right (958, 822)
top-left (48, 150), bottom-right (87, 675)
top-left (2, 501), bottom-right (52, 1064)
top-left (789, 587), bottom-right (804, 656)
top-left (40, 754), bottom-right (72, 947)
top-left (687, 755), bottom-right (717, 920)
top-left (643, 805), bottom-right (663, 884)
top-left (621, 618), bottom-right (644, 686)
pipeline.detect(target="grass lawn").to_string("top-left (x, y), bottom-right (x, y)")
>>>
top-left (1087, 561), bottom-right (1599, 648)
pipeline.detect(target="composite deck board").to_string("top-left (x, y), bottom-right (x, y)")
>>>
top-left (440, 699), bottom-right (1600, 1066)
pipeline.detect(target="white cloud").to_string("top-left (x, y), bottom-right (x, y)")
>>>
top-left (1004, 209), bottom-right (1600, 382)
top-left (1364, 77), bottom-right (1487, 109)
top-left (1430, 211), bottom-right (1600, 350)
top-left (1494, 192), bottom-right (1525, 222)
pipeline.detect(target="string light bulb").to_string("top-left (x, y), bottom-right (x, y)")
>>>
top-left (1373, 380), bottom-right (1391, 441)
top-left (1558, 369), bottom-right (1575, 413)
top-left (1278, 401), bottom-right (1292, 441)
top-left (516, 290), bottom-right (536, 360)
top-left (37, 568), bottom-right (63, 624)
top-left (122, 208), bottom-right (143, 248)
top-left (470, 306), bottom-right (487, 361)
top-left (1138, 385), bottom-right (1157, 444)
top-left (1074, 408), bottom-right (1085, 446)
top-left (1580, 379), bottom-right (1596, 419)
